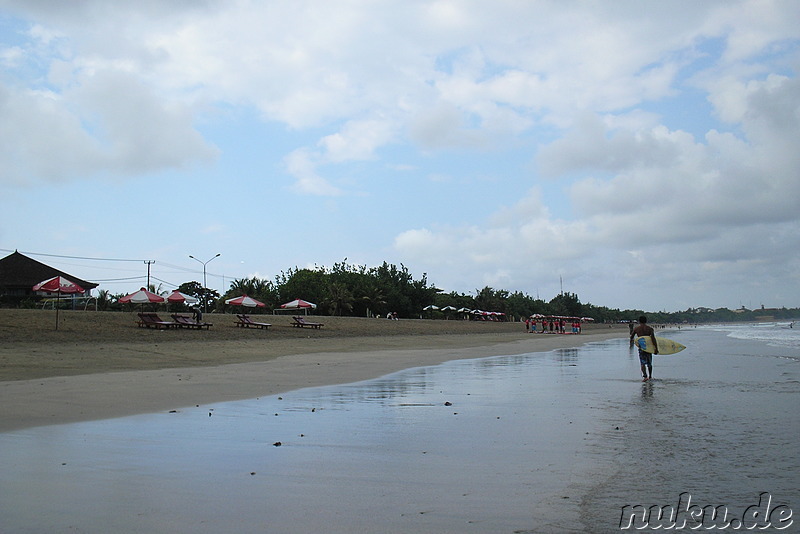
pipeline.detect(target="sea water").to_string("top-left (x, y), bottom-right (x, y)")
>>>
top-left (0, 325), bottom-right (797, 533)
top-left (578, 323), bottom-right (799, 532)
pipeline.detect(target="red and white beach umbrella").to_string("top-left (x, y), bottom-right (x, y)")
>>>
top-left (225, 294), bottom-right (265, 308)
top-left (280, 298), bottom-right (317, 310)
top-left (165, 290), bottom-right (199, 305)
top-left (119, 288), bottom-right (167, 304)
top-left (33, 276), bottom-right (85, 295)
top-left (33, 276), bottom-right (86, 330)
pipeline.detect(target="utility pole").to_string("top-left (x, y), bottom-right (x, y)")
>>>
top-left (144, 260), bottom-right (155, 290)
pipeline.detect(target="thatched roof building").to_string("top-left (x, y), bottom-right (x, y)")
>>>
top-left (0, 251), bottom-right (98, 298)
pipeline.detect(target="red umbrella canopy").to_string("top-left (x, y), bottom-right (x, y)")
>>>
top-left (280, 298), bottom-right (317, 309)
top-left (32, 276), bottom-right (85, 294)
top-left (225, 294), bottom-right (265, 308)
top-left (119, 288), bottom-right (166, 304)
top-left (165, 290), bottom-right (199, 304)
top-left (33, 276), bottom-right (86, 331)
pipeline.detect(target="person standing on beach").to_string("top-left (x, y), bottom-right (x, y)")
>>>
top-left (630, 315), bottom-right (658, 381)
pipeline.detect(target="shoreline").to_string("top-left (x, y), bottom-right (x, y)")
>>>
top-left (0, 328), bottom-right (624, 433)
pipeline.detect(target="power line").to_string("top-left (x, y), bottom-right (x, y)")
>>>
top-left (92, 276), bottom-right (146, 282)
top-left (156, 261), bottom-right (201, 273)
top-left (0, 248), bottom-right (146, 262)
top-left (150, 275), bottom-right (181, 288)
top-left (2, 249), bottom-right (228, 277)
top-left (2, 248), bottom-right (228, 289)
top-left (27, 258), bottom-right (148, 275)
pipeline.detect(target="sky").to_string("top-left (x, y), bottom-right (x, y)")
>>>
top-left (1, 0), bottom-right (799, 313)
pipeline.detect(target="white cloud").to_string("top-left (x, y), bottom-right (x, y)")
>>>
top-left (284, 148), bottom-right (342, 196)
top-left (2, 0), bottom-right (716, 185)
top-left (0, 72), bottom-right (218, 185)
top-left (408, 102), bottom-right (488, 150)
top-left (0, 84), bottom-right (98, 184)
top-left (393, 25), bottom-right (800, 308)
top-left (319, 117), bottom-right (396, 163)
top-left (0, 45), bottom-right (24, 67)
top-left (2, 0), bottom-right (799, 310)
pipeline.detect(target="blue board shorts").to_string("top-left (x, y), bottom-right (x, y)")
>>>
top-left (638, 350), bottom-right (653, 366)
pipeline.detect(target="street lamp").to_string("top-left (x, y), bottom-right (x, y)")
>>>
top-left (189, 253), bottom-right (221, 312)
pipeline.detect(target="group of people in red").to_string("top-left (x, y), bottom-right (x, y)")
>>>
top-left (524, 315), bottom-right (582, 334)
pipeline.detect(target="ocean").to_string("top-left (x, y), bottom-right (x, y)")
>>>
top-left (579, 322), bottom-right (799, 532)
top-left (0, 323), bottom-right (797, 533)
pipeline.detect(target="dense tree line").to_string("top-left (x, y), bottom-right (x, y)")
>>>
top-left (213, 260), bottom-right (439, 318)
top-left (206, 261), bottom-right (798, 323)
top-left (15, 259), bottom-right (799, 323)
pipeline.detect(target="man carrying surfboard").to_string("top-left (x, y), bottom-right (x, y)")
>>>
top-left (630, 315), bottom-right (658, 381)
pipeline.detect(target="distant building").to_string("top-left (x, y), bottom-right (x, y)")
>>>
top-left (0, 251), bottom-right (98, 299)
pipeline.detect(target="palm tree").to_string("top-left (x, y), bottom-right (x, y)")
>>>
top-left (226, 277), bottom-right (276, 308)
top-left (326, 282), bottom-right (354, 316)
top-left (146, 282), bottom-right (166, 296)
top-left (96, 289), bottom-right (112, 311)
top-left (360, 283), bottom-right (386, 318)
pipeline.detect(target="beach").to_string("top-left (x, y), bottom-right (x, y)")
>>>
top-left (1, 312), bottom-right (797, 533)
top-left (0, 309), bottom-right (625, 431)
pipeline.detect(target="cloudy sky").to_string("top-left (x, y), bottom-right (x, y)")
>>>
top-left (2, 0), bottom-right (799, 312)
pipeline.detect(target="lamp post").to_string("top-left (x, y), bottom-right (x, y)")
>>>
top-left (189, 253), bottom-right (220, 312)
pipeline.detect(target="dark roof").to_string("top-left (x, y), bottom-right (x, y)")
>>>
top-left (0, 251), bottom-right (98, 291)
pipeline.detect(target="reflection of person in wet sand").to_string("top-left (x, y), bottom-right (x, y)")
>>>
top-left (630, 315), bottom-right (658, 382)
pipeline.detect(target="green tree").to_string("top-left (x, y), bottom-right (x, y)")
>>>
top-left (474, 286), bottom-right (508, 312)
top-left (549, 292), bottom-right (583, 317)
top-left (370, 262), bottom-right (439, 317)
top-left (224, 277), bottom-right (277, 310)
top-left (505, 291), bottom-right (547, 321)
top-left (178, 281), bottom-right (219, 312)
top-left (360, 281), bottom-right (387, 318)
top-left (325, 282), bottom-right (354, 316)
top-left (96, 289), bottom-right (113, 311)
top-left (276, 268), bottom-right (328, 306)
top-left (178, 281), bottom-right (204, 299)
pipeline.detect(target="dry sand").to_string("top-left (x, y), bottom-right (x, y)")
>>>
top-left (0, 309), bottom-right (626, 432)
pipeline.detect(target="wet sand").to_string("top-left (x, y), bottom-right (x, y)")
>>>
top-left (1, 336), bottom-right (636, 534)
top-left (2, 313), bottom-right (797, 533)
top-left (1, 313), bottom-right (631, 531)
top-left (0, 309), bottom-right (626, 431)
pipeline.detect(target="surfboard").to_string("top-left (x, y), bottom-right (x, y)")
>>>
top-left (633, 336), bottom-right (686, 355)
